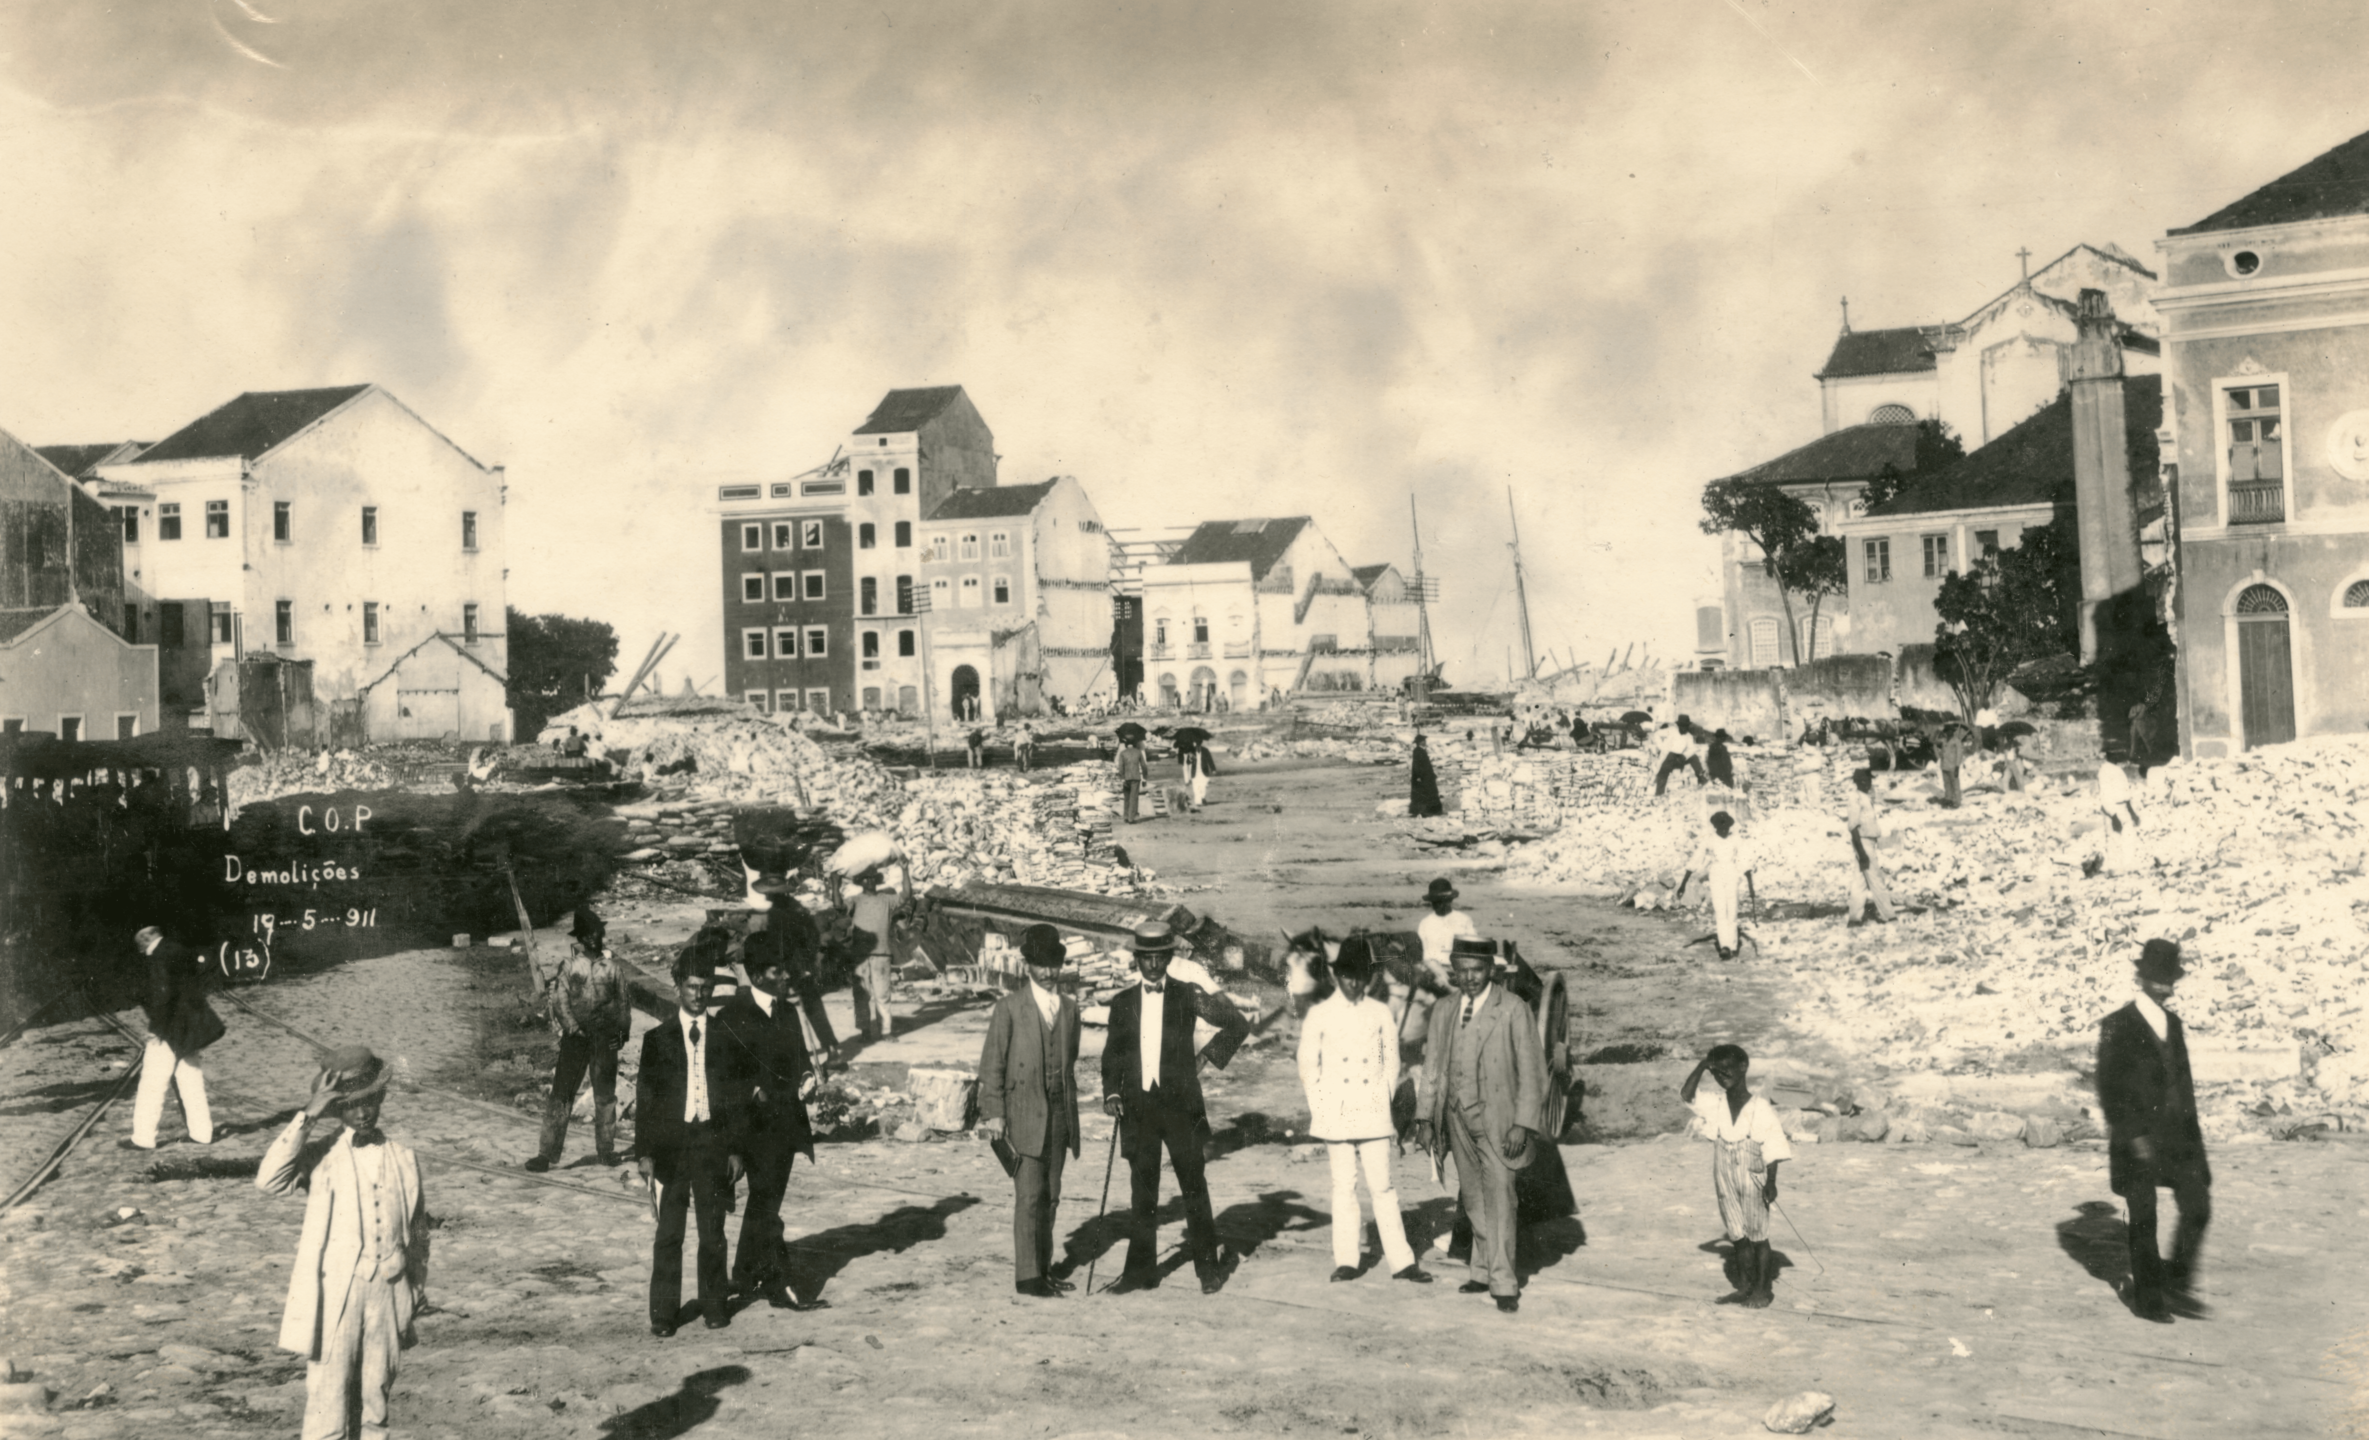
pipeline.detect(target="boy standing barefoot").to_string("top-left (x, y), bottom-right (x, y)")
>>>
top-left (1679, 1044), bottom-right (1791, 1307)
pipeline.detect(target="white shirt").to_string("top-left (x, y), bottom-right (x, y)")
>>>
top-left (1417, 910), bottom-right (1480, 984)
top-left (2098, 762), bottom-right (2131, 809)
top-left (749, 989), bottom-right (775, 1018)
top-left (1687, 1089), bottom-right (1794, 1162)
top-left (2133, 991), bottom-right (2170, 1042)
top-left (679, 1009), bottom-right (712, 1123)
top-left (1139, 981), bottom-right (1166, 1091)
top-left (1029, 979), bottom-right (1061, 1029)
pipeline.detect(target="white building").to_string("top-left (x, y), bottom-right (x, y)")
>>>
top-left (915, 475), bottom-right (1115, 720)
top-left (1142, 516), bottom-right (1378, 707)
top-left (99, 385), bottom-right (511, 743)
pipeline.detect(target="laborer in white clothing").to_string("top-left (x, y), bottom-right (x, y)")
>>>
top-left (1682, 810), bottom-right (1755, 959)
top-left (1297, 937), bottom-right (1430, 1285)
top-left (1402, 877), bottom-right (1478, 1044)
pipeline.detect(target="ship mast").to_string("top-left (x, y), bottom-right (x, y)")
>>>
top-left (1507, 487), bottom-right (1537, 680)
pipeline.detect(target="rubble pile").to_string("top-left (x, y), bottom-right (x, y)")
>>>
top-left (225, 745), bottom-right (457, 808)
top-left (1511, 736), bottom-right (2369, 1129)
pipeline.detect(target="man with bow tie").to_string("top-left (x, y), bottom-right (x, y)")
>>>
top-left (1100, 921), bottom-right (1250, 1294)
top-left (635, 935), bottom-right (756, 1336)
top-left (2097, 939), bottom-right (2212, 1322)
top-left (257, 1044), bottom-right (429, 1440)
top-left (1412, 936), bottom-right (1546, 1314)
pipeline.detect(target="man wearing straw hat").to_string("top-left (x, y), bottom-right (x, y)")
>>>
top-left (977, 923), bottom-right (1083, 1298)
top-left (526, 908), bottom-right (629, 1173)
top-left (257, 1045), bottom-right (429, 1440)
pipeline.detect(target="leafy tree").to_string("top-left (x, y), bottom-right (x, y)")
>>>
top-left (1777, 534), bottom-right (1848, 664)
top-left (1699, 480), bottom-right (1823, 665)
top-left (1860, 419), bottom-right (1964, 514)
top-left (1932, 519), bottom-right (2079, 722)
top-left (505, 608), bottom-right (620, 741)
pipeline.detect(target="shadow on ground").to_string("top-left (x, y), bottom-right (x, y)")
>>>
top-left (784, 1195), bottom-right (978, 1306)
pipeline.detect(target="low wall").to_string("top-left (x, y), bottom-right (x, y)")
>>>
top-left (1893, 644), bottom-right (1959, 715)
top-left (1787, 655), bottom-right (1893, 721)
top-left (1671, 668), bottom-right (1783, 742)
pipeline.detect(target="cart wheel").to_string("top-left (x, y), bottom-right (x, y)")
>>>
top-left (1536, 972), bottom-right (1572, 1139)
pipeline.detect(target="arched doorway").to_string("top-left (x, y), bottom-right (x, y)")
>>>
top-left (950, 665), bottom-right (981, 721)
top-left (1189, 666), bottom-right (1218, 712)
top-left (2234, 584), bottom-right (2295, 748)
top-left (1228, 669), bottom-right (1249, 709)
top-left (1157, 672), bottom-right (1180, 709)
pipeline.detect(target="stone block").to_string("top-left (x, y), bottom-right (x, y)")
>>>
top-left (1966, 1111), bottom-right (2027, 1143)
top-left (1844, 1109), bottom-right (1890, 1143)
top-left (2022, 1116), bottom-right (2061, 1149)
top-left (1762, 1391), bottom-right (1836, 1434)
top-left (908, 1068), bottom-right (976, 1132)
top-left (0, 1381), bottom-right (51, 1413)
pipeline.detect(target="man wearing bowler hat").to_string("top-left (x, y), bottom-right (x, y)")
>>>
top-left (258, 1045), bottom-right (429, 1440)
top-left (1100, 920), bottom-right (1250, 1294)
top-left (1413, 934), bottom-right (1546, 1313)
top-left (978, 924), bottom-right (1083, 1298)
top-left (2097, 939), bottom-right (2212, 1322)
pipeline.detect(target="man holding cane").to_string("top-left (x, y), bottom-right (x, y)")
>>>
top-left (977, 924), bottom-right (1083, 1298)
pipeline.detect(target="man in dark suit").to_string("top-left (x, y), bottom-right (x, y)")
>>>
top-left (634, 936), bottom-right (754, 1336)
top-left (1413, 935), bottom-right (1547, 1313)
top-left (977, 924), bottom-right (1082, 1298)
top-left (131, 924), bottom-right (223, 1149)
top-left (2096, 938), bottom-right (2211, 1323)
top-left (718, 935), bottom-right (816, 1311)
top-left (1100, 921), bottom-right (1251, 1294)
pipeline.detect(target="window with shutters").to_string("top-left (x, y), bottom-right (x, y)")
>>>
top-left (1922, 534), bottom-right (1949, 578)
top-left (860, 577), bottom-right (878, 615)
top-left (463, 604), bottom-right (479, 643)
top-left (960, 533), bottom-right (980, 561)
top-left (1862, 539), bottom-right (1891, 583)
top-left (990, 531), bottom-right (1010, 558)
top-left (160, 503), bottom-right (181, 541)
top-left (1747, 616), bottom-right (1780, 667)
top-left (363, 602), bottom-right (380, 645)
top-left (462, 511), bottom-right (478, 550)
top-left (206, 500), bottom-right (230, 539)
top-left (274, 501), bottom-right (291, 542)
top-left (2222, 380), bottom-right (2287, 524)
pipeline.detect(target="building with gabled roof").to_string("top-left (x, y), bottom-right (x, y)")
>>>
top-left (912, 475), bottom-right (1112, 719)
top-left (2156, 125), bottom-right (2369, 756)
top-left (96, 385), bottom-right (509, 741)
top-left (1140, 516), bottom-right (1374, 707)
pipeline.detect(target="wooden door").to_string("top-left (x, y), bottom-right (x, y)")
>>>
top-left (2235, 585), bottom-right (2296, 748)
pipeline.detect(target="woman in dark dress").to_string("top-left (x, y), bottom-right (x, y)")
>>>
top-left (1409, 734), bottom-right (1444, 817)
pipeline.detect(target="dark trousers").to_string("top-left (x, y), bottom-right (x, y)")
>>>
top-left (2126, 1168), bottom-right (2211, 1308)
top-left (536, 1031), bottom-right (620, 1164)
top-left (650, 1124), bottom-right (733, 1326)
top-left (1123, 1098), bottom-right (1218, 1277)
top-left (731, 1129), bottom-right (798, 1292)
top-left (1942, 766), bottom-right (1962, 807)
top-left (1122, 780), bottom-right (1142, 823)
top-left (1653, 754), bottom-right (1706, 795)
top-left (1013, 1105), bottom-right (1071, 1283)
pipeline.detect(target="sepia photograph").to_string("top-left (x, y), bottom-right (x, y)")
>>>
top-left (2, 2), bottom-right (2367, 1436)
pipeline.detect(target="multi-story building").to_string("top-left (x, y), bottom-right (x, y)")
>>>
top-left (2156, 127), bottom-right (2369, 755)
top-left (715, 496), bottom-right (858, 716)
top-left (913, 475), bottom-right (1114, 719)
top-left (0, 429), bottom-right (156, 737)
top-left (97, 385), bottom-right (511, 742)
top-left (1142, 517), bottom-right (1374, 707)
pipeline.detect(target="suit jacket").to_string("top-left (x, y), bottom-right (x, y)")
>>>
top-left (1100, 981), bottom-right (1249, 1136)
top-left (143, 939), bottom-right (223, 1057)
top-left (257, 1115), bottom-right (428, 1359)
top-left (2096, 1001), bottom-right (2209, 1195)
top-left (633, 1012), bottom-right (755, 1166)
top-left (978, 984), bottom-right (1082, 1160)
top-left (716, 992), bottom-right (814, 1162)
top-left (1417, 984), bottom-right (1546, 1171)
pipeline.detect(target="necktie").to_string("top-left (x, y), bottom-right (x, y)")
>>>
top-left (1460, 996), bottom-right (1476, 1026)
top-left (689, 1021), bottom-right (701, 1047)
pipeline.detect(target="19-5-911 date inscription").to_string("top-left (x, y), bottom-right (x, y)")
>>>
top-left (252, 908), bottom-right (381, 942)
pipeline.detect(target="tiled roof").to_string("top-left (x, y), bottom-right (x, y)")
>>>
top-left (35, 443), bottom-right (143, 478)
top-left (2173, 127), bottom-right (2369, 235)
top-left (132, 386), bottom-right (371, 464)
top-left (1350, 563), bottom-right (1393, 589)
top-left (853, 386), bottom-right (968, 436)
top-left (1815, 326), bottom-right (1939, 380)
top-left (1167, 517), bottom-right (1313, 581)
top-left (1870, 376), bottom-right (2160, 517)
top-left (925, 479), bottom-right (1056, 521)
top-left (1716, 423), bottom-right (1926, 487)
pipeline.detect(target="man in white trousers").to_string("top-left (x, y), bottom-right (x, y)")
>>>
top-left (130, 925), bottom-right (220, 1149)
top-left (1297, 937), bottom-right (1431, 1285)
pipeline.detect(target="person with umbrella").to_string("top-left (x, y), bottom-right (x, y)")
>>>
top-left (1175, 726), bottom-right (1214, 811)
top-left (1408, 733), bottom-right (1444, 816)
top-left (1115, 723), bottom-right (1149, 824)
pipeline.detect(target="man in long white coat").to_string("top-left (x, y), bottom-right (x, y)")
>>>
top-left (1298, 938), bottom-right (1431, 1285)
top-left (257, 1046), bottom-right (429, 1440)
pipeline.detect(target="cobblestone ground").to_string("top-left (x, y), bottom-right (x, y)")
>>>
top-left (3, 761), bottom-right (2368, 1438)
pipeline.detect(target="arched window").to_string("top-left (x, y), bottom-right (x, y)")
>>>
top-left (1747, 616), bottom-right (1780, 667)
top-left (2343, 579), bottom-right (2369, 608)
top-left (1869, 403), bottom-right (1916, 425)
top-left (2237, 584), bottom-right (2288, 615)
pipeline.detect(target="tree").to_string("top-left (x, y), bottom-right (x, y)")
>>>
top-left (1777, 534), bottom-right (1848, 664)
top-left (1699, 480), bottom-right (1823, 666)
top-left (1861, 420), bottom-right (1965, 515)
top-left (506, 608), bottom-right (620, 741)
top-left (1932, 519), bottom-right (2080, 722)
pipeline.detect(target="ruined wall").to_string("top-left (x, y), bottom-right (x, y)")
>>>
top-left (1671, 668), bottom-right (1783, 741)
top-left (1786, 654), bottom-right (1894, 721)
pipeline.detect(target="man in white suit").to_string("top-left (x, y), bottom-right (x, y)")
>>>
top-left (257, 1045), bottom-right (429, 1440)
top-left (1297, 937), bottom-right (1430, 1285)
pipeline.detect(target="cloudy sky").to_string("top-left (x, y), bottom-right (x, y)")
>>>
top-left (4, 1), bottom-right (2365, 692)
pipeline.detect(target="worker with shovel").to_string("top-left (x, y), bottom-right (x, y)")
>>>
top-left (1678, 811), bottom-right (1756, 960)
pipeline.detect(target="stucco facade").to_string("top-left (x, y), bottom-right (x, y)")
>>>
top-left (0, 605), bottom-right (158, 740)
top-left (915, 474), bottom-right (1115, 720)
top-left (1838, 504), bottom-right (2060, 656)
top-left (1140, 561), bottom-right (1257, 709)
top-left (2157, 136), bottom-right (2369, 755)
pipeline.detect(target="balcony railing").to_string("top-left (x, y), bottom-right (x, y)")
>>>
top-left (1148, 644), bottom-right (1174, 661)
top-left (2229, 480), bottom-right (2285, 525)
top-left (1222, 641), bottom-right (1251, 659)
top-left (1186, 642), bottom-right (1212, 659)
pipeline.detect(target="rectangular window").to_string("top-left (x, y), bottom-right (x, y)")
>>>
top-left (895, 521), bottom-right (912, 548)
top-left (1921, 534), bottom-right (1949, 578)
top-left (932, 578), bottom-right (951, 610)
top-left (861, 631), bottom-right (881, 669)
top-left (800, 477), bottom-right (844, 497)
top-left (58, 716), bottom-right (81, 742)
top-left (718, 484), bottom-right (761, 501)
top-left (773, 522), bottom-right (794, 550)
top-left (959, 576), bottom-right (982, 609)
top-left (960, 533), bottom-right (980, 562)
top-left (1862, 539), bottom-right (1891, 583)
top-left (806, 687), bottom-right (830, 714)
top-left (160, 603), bottom-right (186, 648)
top-left (775, 627), bottom-right (799, 658)
top-left (275, 600), bottom-right (294, 645)
top-left (123, 604), bottom-right (138, 640)
top-left (859, 523), bottom-right (876, 549)
top-left (805, 627), bottom-right (827, 657)
top-left (743, 574), bottom-right (766, 603)
top-left (802, 521), bottom-right (824, 549)
top-left (857, 470), bottom-right (875, 496)
top-left (159, 503), bottom-right (181, 541)
top-left (206, 499), bottom-right (230, 539)
top-left (463, 603), bottom-right (480, 643)
top-left (361, 506), bottom-right (378, 545)
top-left (896, 575), bottom-right (915, 614)
top-left (746, 689), bottom-right (770, 712)
top-left (990, 531), bottom-right (1010, 558)
top-left (898, 629), bottom-right (916, 657)
top-left (274, 502), bottom-right (290, 542)
top-left (2224, 381), bottom-right (2287, 522)
top-left (860, 577), bottom-right (878, 615)
top-left (742, 522), bottom-right (764, 552)
top-left (993, 576), bottom-right (1011, 605)
top-left (462, 511), bottom-right (478, 550)
top-left (210, 603), bottom-right (232, 644)
top-left (363, 602), bottom-right (381, 645)
top-left (116, 714), bottom-right (138, 740)
top-left (773, 573), bottom-right (796, 602)
top-left (893, 467), bottom-right (911, 495)
top-left (803, 572), bottom-right (825, 601)
top-left (927, 534), bottom-right (949, 563)
top-left (777, 689), bottom-right (803, 713)
top-left (744, 628), bottom-right (769, 660)
top-left (118, 506), bottom-right (139, 544)
top-left (1193, 616), bottom-right (1210, 643)
top-left (1, 718), bottom-right (21, 734)
top-left (1975, 529), bottom-right (2000, 559)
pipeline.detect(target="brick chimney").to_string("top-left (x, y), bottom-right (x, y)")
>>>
top-left (2062, 289), bottom-right (2143, 664)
